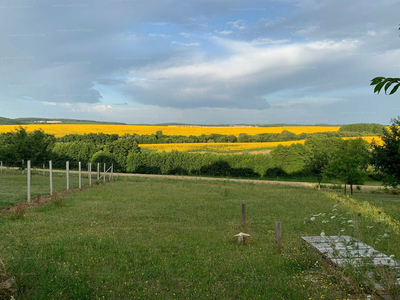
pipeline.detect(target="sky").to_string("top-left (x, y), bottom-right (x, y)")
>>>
top-left (0, 0), bottom-right (399, 125)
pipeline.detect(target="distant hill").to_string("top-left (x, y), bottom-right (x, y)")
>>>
top-left (0, 117), bottom-right (21, 125)
top-left (0, 117), bottom-right (125, 125)
top-left (153, 123), bottom-right (342, 127)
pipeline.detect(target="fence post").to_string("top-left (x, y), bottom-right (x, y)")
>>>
top-left (79, 161), bottom-right (82, 189)
top-left (66, 161), bottom-right (69, 190)
top-left (275, 221), bottom-right (282, 250)
top-left (1, 161), bottom-right (2, 173)
top-left (49, 160), bottom-right (53, 195)
top-left (241, 203), bottom-right (246, 227)
top-left (43, 163), bottom-right (45, 176)
top-left (27, 160), bottom-right (31, 203)
top-left (97, 163), bottom-right (100, 180)
top-left (22, 159), bottom-right (24, 174)
top-left (103, 163), bottom-right (106, 183)
top-left (111, 164), bottom-right (113, 180)
top-left (88, 163), bottom-right (91, 186)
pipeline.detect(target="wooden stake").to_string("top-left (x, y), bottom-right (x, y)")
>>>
top-left (241, 203), bottom-right (246, 227)
top-left (275, 221), bottom-right (282, 249)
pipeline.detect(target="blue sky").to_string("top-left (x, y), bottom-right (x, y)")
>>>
top-left (0, 0), bottom-right (399, 124)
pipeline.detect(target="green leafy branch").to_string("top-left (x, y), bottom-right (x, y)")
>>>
top-left (371, 77), bottom-right (400, 95)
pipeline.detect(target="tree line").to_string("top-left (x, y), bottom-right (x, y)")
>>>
top-left (0, 122), bottom-right (398, 194)
top-left (57, 124), bottom-right (386, 145)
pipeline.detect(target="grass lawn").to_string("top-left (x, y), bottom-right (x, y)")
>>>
top-left (0, 170), bottom-right (95, 209)
top-left (1, 176), bottom-right (399, 299)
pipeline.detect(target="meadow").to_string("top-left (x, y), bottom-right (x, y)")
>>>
top-left (1, 175), bottom-right (400, 299)
top-left (0, 124), bottom-right (340, 138)
top-left (0, 169), bottom-right (92, 210)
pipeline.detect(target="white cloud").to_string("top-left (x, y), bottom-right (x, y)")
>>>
top-left (171, 41), bottom-right (201, 46)
top-left (216, 30), bottom-right (233, 35)
top-left (227, 20), bottom-right (247, 31)
top-left (250, 37), bottom-right (290, 45)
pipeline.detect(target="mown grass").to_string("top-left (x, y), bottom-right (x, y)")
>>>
top-left (0, 176), bottom-right (399, 299)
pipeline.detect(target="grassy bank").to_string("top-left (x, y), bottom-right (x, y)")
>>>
top-left (1, 177), bottom-right (399, 299)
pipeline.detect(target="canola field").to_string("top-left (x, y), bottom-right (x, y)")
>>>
top-left (141, 140), bottom-right (306, 153)
top-left (142, 136), bottom-right (383, 153)
top-left (0, 124), bottom-right (340, 138)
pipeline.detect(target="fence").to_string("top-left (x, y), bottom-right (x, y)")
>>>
top-left (0, 160), bottom-right (114, 206)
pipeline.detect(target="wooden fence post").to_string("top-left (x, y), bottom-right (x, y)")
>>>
top-left (241, 203), bottom-right (246, 227)
top-left (103, 163), bottom-right (106, 183)
top-left (275, 221), bottom-right (282, 249)
top-left (66, 161), bottom-right (69, 190)
top-left (1, 161), bottom-right (2, 173)
top-left (27, 160), bottom-right (31, 203)
top-left (49, 160), bottom-right (53, 195)
top-left (79, 161), bottom-right (82, 189)
top-left (97, 163), bottom-right (100, 180)
top-left (111, 164), bottom-right (113, 180)
top-left (43, 163), bottom-right (45, 176)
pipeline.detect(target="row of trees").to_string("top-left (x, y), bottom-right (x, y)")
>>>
top-left (57, 127), bottom-right (383, 145)
top-left (0, 122), bottom-right (399, 194)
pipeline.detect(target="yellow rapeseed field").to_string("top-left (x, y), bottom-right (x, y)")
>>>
top-left (141, 140), bottom-right (306, 153)
top-left (343, 136), bottom-right (383, 145)
top-left (0, 124), bottom-right (340, 138)
top-left (141, 136), bottom-right (383, 153)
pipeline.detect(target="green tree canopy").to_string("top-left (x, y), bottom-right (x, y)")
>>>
top-left (304, 137), bottom-right (343, 190)
top-left (0, 127), bottom-right (55, 168)
top-left (324, 138), bottom-right (370, 194)
top-left (370, 117), bottom-right (400, 188)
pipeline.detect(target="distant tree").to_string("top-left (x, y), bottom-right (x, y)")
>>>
top-left (339, 123), bottom-right (388, 135)
top-left (270, 143), bottom-right (311, 174)
top-left (370, 117), bottom-right (400, 188)
top-left (324, 138), bottom-right (370, 195)
top-left (107, 139), bottom-right (141, 171)
top-left (0, 127), bottom-right (55, 168)
top-left (156, 131), bottom-right (163, 139)
top-left (304, 137), bottom-right (343, 190)
top-left (91, 150), bottom-right (115, 167)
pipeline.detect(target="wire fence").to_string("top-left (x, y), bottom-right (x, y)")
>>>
top-left (0, 160), bottom-right (113, 209)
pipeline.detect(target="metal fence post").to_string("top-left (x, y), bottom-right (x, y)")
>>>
top-left (66, 161), bottom-right (69, 190)
top-left (27, 160), bottom-right (31, 203)
top-left (88, 162), bottom-right (91, 186)
top-left (49, 160), bottom-right (53, 195)
top-left (79, 161), bottom-right (82, 189)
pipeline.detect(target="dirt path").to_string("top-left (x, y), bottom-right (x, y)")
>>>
top-left (112, 173), bottom-right (384, 191)
top-left (5, 166), bottom-right (384, 191)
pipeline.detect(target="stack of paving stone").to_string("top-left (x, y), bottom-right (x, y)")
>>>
top-left (302, 235), bottom-right (400, 299)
